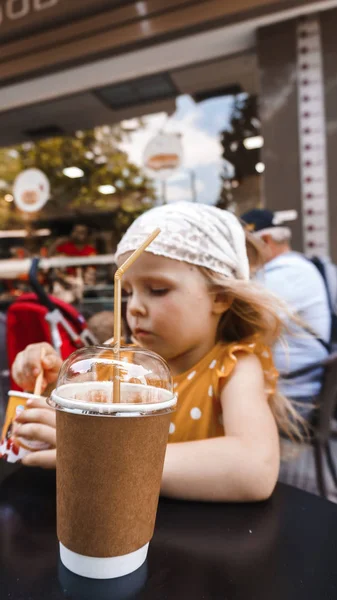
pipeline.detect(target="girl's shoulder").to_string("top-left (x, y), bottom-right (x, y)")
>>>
top-left (174, 336), bottom-right (278, 397)
top-left (217, 336), bottom-right (278, 396)
top-left (170, 338), bottom-right (278, 443)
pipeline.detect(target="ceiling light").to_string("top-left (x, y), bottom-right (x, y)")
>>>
top-left (0, 229), bottom-right (26, 238)
top-left (95, 156), bottom-right (107, 164)
top-left (36, 228), bottom-right (52, 236)
top-left (255, 162), bottom-right (265, 174)
top-left (98, 184), bottom-right (116, 195)
top-left (22, 142), bottom-right (33, 151)
top-left (251, 117), bottom-right (261, 128)
top-left (121, 118), bottom-right (139, 130)
top-left (115, 179), bottom-right (124, 188)
top-left (244, 136), bottom-right (264, 150)
top-left (0, 227), bottom-right (52, 238)
top-left (4, 194), bottom-right (13, 202)
top-left (63, 167), bottom-right (84, 178)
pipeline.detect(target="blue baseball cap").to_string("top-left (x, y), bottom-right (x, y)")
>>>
top-left (240, 209), bottom-right (276, 232)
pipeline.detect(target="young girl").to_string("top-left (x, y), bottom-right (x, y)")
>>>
top-left (11, 202), bottom-right (299, 502)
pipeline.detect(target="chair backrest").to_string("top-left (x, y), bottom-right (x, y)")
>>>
top-left (6, 294), bottom-right (90, 391)
top-left (314, 353), bottom-right (337, 443)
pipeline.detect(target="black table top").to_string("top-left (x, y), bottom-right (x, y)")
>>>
top-left (0, 463), bottom-right (337, 600)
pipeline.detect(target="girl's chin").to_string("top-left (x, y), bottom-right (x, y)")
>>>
top-left (132, 335), bottom-right (152, 349)
top-left (133, 335), bottom-right (164, 354)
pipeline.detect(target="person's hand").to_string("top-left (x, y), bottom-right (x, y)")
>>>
top-left (11, 342), bottom-right (62, 393)
top-left (12, 396), bottom-right (56, 469)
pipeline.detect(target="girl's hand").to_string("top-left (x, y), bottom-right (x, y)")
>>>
top-left (11, 342), bottom-right (62, 393)
top-left (12, 396), bottom-right (57, 469)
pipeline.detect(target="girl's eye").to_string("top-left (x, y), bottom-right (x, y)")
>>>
top-left (150, 288), bottom-right (169, 296)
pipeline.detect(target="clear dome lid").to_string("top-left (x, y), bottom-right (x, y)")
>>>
top-left (50, 346), bottom-right (176, 415)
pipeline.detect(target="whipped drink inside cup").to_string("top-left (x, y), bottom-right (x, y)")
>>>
top-left (50, 346), bottom-right (176, 579)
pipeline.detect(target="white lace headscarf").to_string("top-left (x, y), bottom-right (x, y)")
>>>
top-left (115, 202), bottom-right (249, 281)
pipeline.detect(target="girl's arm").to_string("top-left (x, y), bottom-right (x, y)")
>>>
top-left (11, 343), bottom-right (60, 469)
top-left (12, 351), bottom-right (281, 501)
top-left (161, 353), bottom-right (280, 502)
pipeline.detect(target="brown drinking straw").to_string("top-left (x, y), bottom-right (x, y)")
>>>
top-left (113, 228), bottom-right (161, 403)
top-left (33, 347), bottom-right (45, 396)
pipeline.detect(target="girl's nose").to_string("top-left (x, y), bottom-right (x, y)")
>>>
top-left (127, 292), bottom-right (147, 317)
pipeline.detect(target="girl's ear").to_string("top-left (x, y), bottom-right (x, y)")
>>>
top-left (212, 292), bottom-right (233, 315)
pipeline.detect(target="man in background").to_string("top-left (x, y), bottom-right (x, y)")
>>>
top-left (50, 223), bottom-right (97, 300)
top-left (55, 223), bottom-right (96, 262)
top-left (241, 208), bottom-right (331, 415)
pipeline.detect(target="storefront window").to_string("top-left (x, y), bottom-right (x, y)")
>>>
top-left (0, 90), bottom-right (262, 310)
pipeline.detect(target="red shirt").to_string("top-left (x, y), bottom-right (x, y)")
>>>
top-left (56, 242), bottom-right (97, 257)
top-left (56, 241), bottom-right (97, 276)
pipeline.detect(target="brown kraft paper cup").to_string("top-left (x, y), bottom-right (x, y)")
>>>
top-left (51, 382), bottom-right (176, 579)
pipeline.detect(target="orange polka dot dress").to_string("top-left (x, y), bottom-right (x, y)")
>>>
top-left (168, 337), bottom-right (278, 443)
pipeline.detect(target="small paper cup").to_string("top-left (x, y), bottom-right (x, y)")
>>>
top-left (0, 391), bottom-right (49, 464)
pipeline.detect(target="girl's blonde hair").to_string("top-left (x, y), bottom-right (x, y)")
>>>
top-left (199, 261), bottom-right (304, 441)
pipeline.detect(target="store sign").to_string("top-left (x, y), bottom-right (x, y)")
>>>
top-left (13, 168), bottom-right (50, 213)
top-left (143, 133), bottom-right (183, 181)
top-left (0, 0), bottom-right (115, 39)
top-left (0, 0), bottom-right (59, 27)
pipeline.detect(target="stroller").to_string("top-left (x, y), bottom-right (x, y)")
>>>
top-left (7, 258), bottom-right (97, 391)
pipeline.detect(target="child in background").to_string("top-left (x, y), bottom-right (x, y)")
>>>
top-left (87, 311), bottom-right (125, 345)
top-left (11, 202), bottom-right (300, 502)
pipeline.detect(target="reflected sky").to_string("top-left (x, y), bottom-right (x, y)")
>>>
top-left (121, 94), bottom-right (235, 205)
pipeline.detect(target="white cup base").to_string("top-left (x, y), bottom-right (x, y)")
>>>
top-left (59, 542), bottom-right (149, 579)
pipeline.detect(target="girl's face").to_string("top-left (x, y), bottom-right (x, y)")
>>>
top-left (120, 252), bottom-right (221, 372)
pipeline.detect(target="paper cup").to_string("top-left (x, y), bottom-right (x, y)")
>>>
top-left (51, 381), bottom-right (176, 579)
top-left (58, 557), bottom-right (148, 599)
